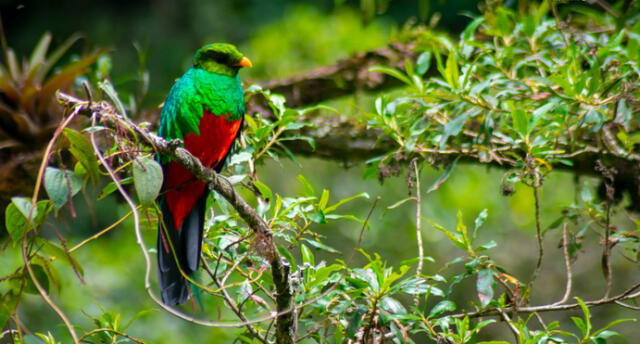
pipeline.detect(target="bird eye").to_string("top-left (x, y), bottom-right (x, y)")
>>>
top-left (207, 50), bottom-right (230, 65)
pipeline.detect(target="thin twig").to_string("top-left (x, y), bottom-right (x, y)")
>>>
top-left (202, 258), bottom-right (269, 344)
top-left (412, 159), bottom-right (424, 308)
top-left (69, 209), bottom-right (134, 252)
top-left (20, 106), bottom-right (82, 344)
top-left (78, 328), bottom-right (147, 343)
top-left (603, 200), bottom-right (613, 298)
top-left (89, 113), bottom-right (291, 328)
top-left (451, 280), bottom-right (640, 319)
top-left (64, 92), bottom-right (351, 342)
top-left (497, 308), bottom-right (520, 343)
top-left (349, 196), bottom-right (380, 263)
top-left (615, 301), bottom-right (640, 310)
top-left (528, 184), bottom-right (544, 287)
top-left (554, 222), bottom-right (573, 305)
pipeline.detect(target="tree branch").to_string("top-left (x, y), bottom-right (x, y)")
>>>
top-left (451, 280), bottom-right (640, 319)
top-left (57, 92), bottom-right (295, 343)
top-left (246, 42), bottom-right (420, 113)
top-left (275, 111), bottom-right (640, 210)
top-left (244, 42), bottom-right (640, 210)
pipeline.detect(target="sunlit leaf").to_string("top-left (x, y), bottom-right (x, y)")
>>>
top-left (300, 244), bottom-right (314, 266)
top-left (253, 180), bottom-right (273, 201)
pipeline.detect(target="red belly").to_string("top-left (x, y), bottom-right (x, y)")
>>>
top-left (164, 109), bottom-right (242, 231)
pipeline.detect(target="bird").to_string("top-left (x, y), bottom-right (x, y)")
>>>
top-left (156, 43), bottom-right (252, 305)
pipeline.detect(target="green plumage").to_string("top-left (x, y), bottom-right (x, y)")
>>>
top-left (158, 68), bottom-right (245, 142)
top-left (156, 43), bottom-right (250, 305)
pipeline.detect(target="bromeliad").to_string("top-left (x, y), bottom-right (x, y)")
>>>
top-left (157, 43), bottom-right (252, 305)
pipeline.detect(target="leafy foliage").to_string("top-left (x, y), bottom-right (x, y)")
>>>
top-left (2, 1), bottom-right (640, 343)
top-left (0, 32), bottom-right (103, 146)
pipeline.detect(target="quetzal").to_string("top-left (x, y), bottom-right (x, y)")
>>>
top-left (157, 43), bottom-right (252, 305)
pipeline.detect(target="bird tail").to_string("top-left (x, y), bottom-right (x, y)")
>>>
top-left (157, 193), bottom-right (207, 305)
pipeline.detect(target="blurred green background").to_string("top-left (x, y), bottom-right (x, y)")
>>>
top-left (1, 0), bottom-right (637, 343)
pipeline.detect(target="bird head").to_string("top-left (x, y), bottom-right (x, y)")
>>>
top-left (193, 43), bottom-right (252, 76)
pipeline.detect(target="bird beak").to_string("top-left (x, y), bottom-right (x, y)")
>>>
top-left (234, 57), bottom-right (253, 68)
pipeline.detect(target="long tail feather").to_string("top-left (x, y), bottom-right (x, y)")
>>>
top-left (157, 193), bottom-right (207, 305)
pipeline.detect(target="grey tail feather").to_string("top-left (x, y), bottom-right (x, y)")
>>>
top-left (157, 193), bottom-right (207, 305)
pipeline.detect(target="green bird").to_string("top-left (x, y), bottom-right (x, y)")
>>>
top-left (157, 43), bottom-right (252, 305)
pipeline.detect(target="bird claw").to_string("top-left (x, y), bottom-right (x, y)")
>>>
top-left (168, 138), bottom-right (183, 148)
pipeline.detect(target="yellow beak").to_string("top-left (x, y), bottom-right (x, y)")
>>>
top-left (235, 57), bottom-right (253, 68)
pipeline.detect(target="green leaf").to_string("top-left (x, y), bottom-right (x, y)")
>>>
top-left (511, 107), bottom-right (528, 137)
top-left (594, 330), bottom-right (621, 341)
top-left (396, 277), bottom-right (432, 294)
top-left (531, 102), bottom-right (556, 131)
top-left (5, 198), bottom-right (52, 242)
top-left (462, 17), bottom-right (484, 41)
top-left (63, 128), bottom-right (100, 183)
top-left (44, 167), bottom-right (83, 209)
top-left (296, 174), bottom-right (316, 197)
top-left (305, 239), bottom-right (338, 253)
top-left (476, 269), bottom-right (494, 307)
top-left (572, 317), bottom-right (587, 337)
top-left (28, 32), bottom-right (52, 69)
top-left (253, 180), bottom-right (273, 201)
top-left (36, 33), bottom-right (83, 82)
top-left (576, 297), bottom-right (592, 336)
top-left (592, 318), bottom-right (636, 338)
top-left (98, 177), bottom-right (132, 200)
top-left (11, 197), bottom-right (37, 225)
top-left (428, 300), bottom-right (456, 318)
top-left (24, 264), bottom-right (50, 294)
top-left (477, 240), bottom-right (497, 251)
top-left (444, 51), bottom-right (460, 89)
top-left (380, 296), bottom-right (406, 314)
top-left (5, 202), bottom-right (28, 242)
top-left (98, 79), bottom-right (127, 118)
top-left (430, 220), bottom-right (466, 250)
top-left (427, 158), bottom-right (459, 193)
top-left (346, 307), bottom-right (365, 339)
top-left (308, 264), bottom-right (342, 289)
top-left (440, 114), bottom-right (468, 149)
top-left (456, 210), bottom-right (469, 242)
top-left (132, 156), bottom-right (163, 205)
top-left (325, 192), bottom-right (369, 213)
top-left (309, 209), bottom-right (326, 224)
top-left (318, 189), bottom-right (330, 209)
top-left (385, 196), bottom-right (415, 211)
top-left (300, 244), bottom-right (314, 266)
top-left (416, 51), bottom-right (431, 76)
top-left (228, 152), bottom-right (252, 166)
top-left (473, 208), bottom-right (488, 239)
top-left (0, 292), bottom-right (19, 329)
top-left (369, 65), bottom-right (412, 86)
top-left (33, 201), bottom-right (53, 229)
top-left (39, 238), bottom-right (84, 277)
